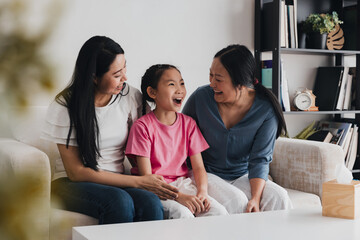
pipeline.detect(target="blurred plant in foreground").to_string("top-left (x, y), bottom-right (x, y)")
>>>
top-left (0, 0), bottom-right (62, 108)
top-left (0, 1), bottom-right (65, 239)
top-left (0, 173), bottom-right (49, 240)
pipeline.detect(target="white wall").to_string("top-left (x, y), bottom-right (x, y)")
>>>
top-left (1, 0), bottom-right (254, 136)
top-left (2, 0), bottom-right (356, 138)
top-left (44, 0), bottom-right (357, 137)
top-left (42, 0), bottom-right (254, 106)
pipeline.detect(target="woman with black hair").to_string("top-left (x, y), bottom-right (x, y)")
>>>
top-left (42, 36), bottom-right (178, 224)
top-left (183, 44), bottom-right (292, 213)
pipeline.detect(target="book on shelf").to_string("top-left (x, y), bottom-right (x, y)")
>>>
top-left (305, 121), bottom-right (356, 158)
top-left (313, 66), bottom-right (344, 111)
top-left (348, 67), bottom-right (357, 110)
top-left (335, 67), bottom-right (349, 110)
top-left (330, 129), bottom-right (345, 145)
top-left (261, 60), bottom-right (272, 89)
top-left (292, 0), bottom-right (298, 48)
top-left (263, 0), bottom-right (298, 49)
top-left (333, 66), bottom-right (356, 110)
top-left (286, 0), bottom-right (297, 48)
top-left (342, 126), bottom-right (353, 157)
top-left (315, 121), bottom-right (353, 148)
top-left (280, 0), bottom-right (287, 47)
top-left (346, 124), bottom-right (358, 170)
top-left (307, 130), bottom-right (333, 143)
top-left (280, 60), bottom-right (291, 111)
top-left (343, 74), bottom-right (353, 110)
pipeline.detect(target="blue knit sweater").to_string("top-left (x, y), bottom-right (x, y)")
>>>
top-left (183, 85), bottom-right (278, 181)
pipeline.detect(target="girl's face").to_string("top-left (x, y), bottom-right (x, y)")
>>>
top-left (94, 54), bottom-right (127, 96)
top-left (150, 68), bottom-right (186, 112)
top-left (209, 57), bottom-right (240, 104)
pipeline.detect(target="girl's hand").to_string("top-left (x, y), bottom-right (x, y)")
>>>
top-left (137, 174), bottom-right (178, 200)
top-left (196, 192), bottom-right (211, 213)
top-left (246, 198), bottom-right (260, 212)
top-left (176, 192), bottom-right (205, 214)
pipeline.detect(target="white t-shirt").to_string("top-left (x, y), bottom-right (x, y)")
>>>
top-left (41, 84), bottom-right (142, 180)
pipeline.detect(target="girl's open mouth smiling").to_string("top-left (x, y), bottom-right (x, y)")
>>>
top-left (173, 98), bottom-right (182, 104)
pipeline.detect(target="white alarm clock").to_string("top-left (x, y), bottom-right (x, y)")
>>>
top-left (293, 89), bottom-right (313, 111)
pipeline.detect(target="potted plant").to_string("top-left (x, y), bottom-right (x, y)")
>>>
top-left (302, 11), bottom-right (343, 49)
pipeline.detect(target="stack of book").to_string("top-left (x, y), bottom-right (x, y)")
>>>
top-left (313, 66), bottom-right (356, 111)
top-left (280, 0), bottom-right (298, 48)
top-left (262, 0), bottom-right (298, 50)
top-left (305, 121), bottom-right (358, 171)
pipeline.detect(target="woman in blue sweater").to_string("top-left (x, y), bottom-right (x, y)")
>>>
top-left (183, 45), bottom-right (292, 213)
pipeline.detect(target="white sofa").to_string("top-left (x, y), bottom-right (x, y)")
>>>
top-left (0, 106), bottom-right (345, 240)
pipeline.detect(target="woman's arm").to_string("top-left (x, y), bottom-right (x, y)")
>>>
top-left (246, 178), bottom-right (265, 212)
top-left (58, 144), bottom-right (178, 199)
top-left (247, 109), bottom-right (278, 211)
top-left (190, 153), bottom-right (210, 212)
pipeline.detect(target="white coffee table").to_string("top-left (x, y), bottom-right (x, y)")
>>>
top-left (73, 208), bottom-right (360, 240)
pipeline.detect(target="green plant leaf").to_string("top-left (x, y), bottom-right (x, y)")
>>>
top-left (303, 11), bottom-right (343, 34)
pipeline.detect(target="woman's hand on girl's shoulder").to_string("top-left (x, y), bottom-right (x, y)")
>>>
top-left (137, 174), bottom-right (178, 200)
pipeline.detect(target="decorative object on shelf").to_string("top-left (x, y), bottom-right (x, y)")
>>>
top-left (293, 89), bottom-right (318, 111)
top-left (306, 32), bottom-right (327, 49)
top-left (303, 11), bottom-right (343, 49)
top-left (326, 24), bottom-right (345, 50)
top-left (293, 121), bottom-right (317, 139)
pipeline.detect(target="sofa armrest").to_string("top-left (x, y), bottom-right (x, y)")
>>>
top-left (270, 137), bottom-right (344, 198)
top-left (0, 138), bottom-right (51, 181)
top-left (0, 137), bottom-right (51, 239)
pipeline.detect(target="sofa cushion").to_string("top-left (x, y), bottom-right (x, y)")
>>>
top-left (285, 188), bottom-right (321, 209)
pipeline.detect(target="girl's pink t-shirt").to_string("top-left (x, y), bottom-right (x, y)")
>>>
top-left (125, 111), bottom-right (209, 183)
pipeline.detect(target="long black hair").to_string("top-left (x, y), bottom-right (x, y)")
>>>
top-left (214, 44), bottom-right (287, 138)
top-left (140, 64), bottom-right (180, 116)
top-left (56, 36), bottom-right (125, 170)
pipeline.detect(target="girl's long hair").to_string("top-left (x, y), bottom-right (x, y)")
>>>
top-left (215, 44), bottom-right (287, 138)
top-left (56, 36), bottom-right (124, 170)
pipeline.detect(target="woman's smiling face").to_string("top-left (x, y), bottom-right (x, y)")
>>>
top-left (95, 54), bottom-right (127, 96)
top-left (209, 57), bottom-right (240, 104)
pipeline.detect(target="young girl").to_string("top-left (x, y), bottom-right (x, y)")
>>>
top-left (125, 64), bottom-right (228, 219)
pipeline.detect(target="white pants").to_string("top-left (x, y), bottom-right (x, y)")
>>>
top-left (190, 172), bottom-right (293, 214)
top-left (161, 177), bottom-right (228, 219)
